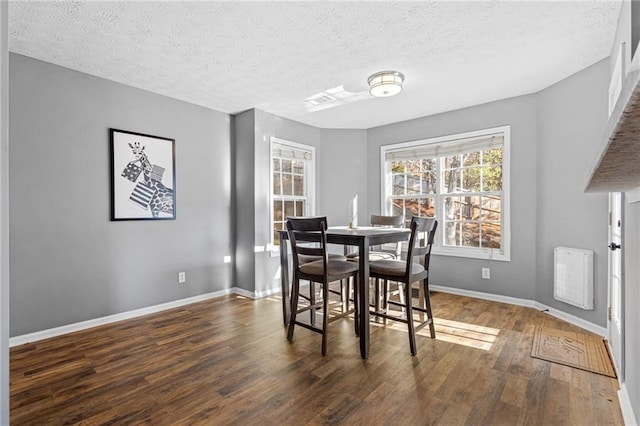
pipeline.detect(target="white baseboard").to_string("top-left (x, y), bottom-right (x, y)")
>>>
top-left (9, 289), bottom-right (234, 347)
top-left (232, 286), bottom-right (282, 299)
top-left (430, 285), bottom-right (606, 336)
top-left (232, 287), bottom-right (258, 299)
top-left (619, 383), bottom-right (639, 426)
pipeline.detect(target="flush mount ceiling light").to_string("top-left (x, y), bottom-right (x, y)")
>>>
top-left (367, 71), bottom-right (404, 97)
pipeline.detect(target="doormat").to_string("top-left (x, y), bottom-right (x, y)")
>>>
top-left (531, 326), bottom-right (616, 378)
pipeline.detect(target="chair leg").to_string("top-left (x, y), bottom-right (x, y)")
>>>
top-left (405, 281), bottom-right (417, 356)
top-left (374, 278), bottom-right (380, 323)
top-left (423, 278), bottom-right (436, 338)
top-left (353, 276), bottom-right (359, 336)
top-left (344, 279), bottom-right (351, 314)
top-left (382, 279), bottom-right (389, 325)
top-left (287, 278), bottom-right (300, 341)
top-left (321, 281), bottom-right (330, 356)
top-left (398, 282), bottom-right (406, 316)
top-left (417, 282), bottom-right (425, 322)
top-left (310, 281), bottom-right (316, 326)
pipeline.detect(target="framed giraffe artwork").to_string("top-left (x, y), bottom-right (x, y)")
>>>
top-left (110, 128), bottom-right (176, 220)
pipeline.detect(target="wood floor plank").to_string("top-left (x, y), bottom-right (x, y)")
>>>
top-left (10, 293), bottom-right (624, 425)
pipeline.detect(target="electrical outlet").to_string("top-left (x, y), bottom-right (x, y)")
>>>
top-left (482, 268), bottom-right (490, 279)
top-left (178, 271), bottom-right (186, 284)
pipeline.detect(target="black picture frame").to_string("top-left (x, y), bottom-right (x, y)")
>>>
top-left (110, 128), bottom-right (176, 221)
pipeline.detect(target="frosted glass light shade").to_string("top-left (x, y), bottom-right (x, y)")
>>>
top-left (368, 71), bottom-right (404, 97)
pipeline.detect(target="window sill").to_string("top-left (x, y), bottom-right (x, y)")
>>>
top-left (431, 246), bottom-right (510, 262)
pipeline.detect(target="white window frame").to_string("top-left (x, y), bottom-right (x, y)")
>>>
top-left (269, 137), bottom-right (316, 251)
top-left (380, 126), bottom-right (511, 261)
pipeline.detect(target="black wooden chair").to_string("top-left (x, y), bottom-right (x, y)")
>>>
top-left (346, 214), bottom-right (404, 316)
top-left (369, 217), bottom-right (438, 355)
top-left (286, 216), bottom-right (360, 355)
top-left (346, 214), bottom-right (404, 261)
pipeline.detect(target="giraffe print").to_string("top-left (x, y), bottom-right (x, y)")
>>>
top-left (128, 142), bottom-right (174, 218)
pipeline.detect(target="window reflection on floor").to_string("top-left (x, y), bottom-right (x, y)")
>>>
top-left (377, 316), bottom-right (500, 351)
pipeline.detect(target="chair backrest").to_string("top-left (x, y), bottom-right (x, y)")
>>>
top-left (371, 214), bottom-right (404, 227)
top-left (286, 216), bottom-right (328, 272)
top-left (370, 214), bottom-right (404, 257)
top-left (406, 217), bottom-right (438, 272)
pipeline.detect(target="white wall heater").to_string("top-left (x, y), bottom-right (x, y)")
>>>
top-left (553, 246), bottom-right (594, 310)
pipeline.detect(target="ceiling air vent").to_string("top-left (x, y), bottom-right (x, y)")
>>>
top-left (305, 93), bottom-right (336, 106)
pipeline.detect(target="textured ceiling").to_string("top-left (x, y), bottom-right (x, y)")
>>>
top-left (8, 1), bottom-right (622, 129)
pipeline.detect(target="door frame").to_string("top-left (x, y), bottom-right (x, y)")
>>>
top-left (607, 192), bottom-right (625, 381)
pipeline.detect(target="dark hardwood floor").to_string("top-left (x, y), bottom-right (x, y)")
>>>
top-left (10, 292), bottom-right (623, 425)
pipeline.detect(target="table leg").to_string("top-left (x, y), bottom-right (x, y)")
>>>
top-left (280, 239), bottom-right (290, 327)
top-left (358, 238), bottom-right (370, 359)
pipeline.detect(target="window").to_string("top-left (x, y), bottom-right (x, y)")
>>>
top-left (381, 126), bottom-right (510, 261)
top-left (271, 137), bottom-right (315, 246)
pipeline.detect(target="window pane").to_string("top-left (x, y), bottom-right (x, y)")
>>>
top-left (282, 174), bottom-right (293, 195)
top-left (295, 201), bottom-right (304, 216)
top-left (284, 201), bottom-right (295, 218)
top-left (405, 197), bottom-right (435, 218)
top-left (461, 167), bottom-right (481, 192)
top-left (282, 159), bottom-right (292, 173)
top-left (391, 199), bottom-right (404, 217)
top-left (391, 161), bottom-right (405, 173)
top-left (481, 223), bottom-right (501, 248)
top-left (273, 158), bottom-right (280, 172)
top-left (481, 195), bottom-right (501, 221)
top-left (293, 175), bottom-right (304, 196)
top-left (422, 197), bottom-right (436, 217)
top-left (461, 222), bottom-right (480, 248)
top-left (484, 148), bottom-right (502, 166)
top-left (274, 228), bottom-right (280, 246)
top-left (407, 173), bottom-right (422, 195)
top-left (273, 172), bottom-right (281, 195)
top-left (405, 198), bottom-right (422, 218)
top-left (392, 175), bottom-right (405, 195)
top-left (460, 196), bottom-right (481, 220)
top-left (443, 169), bottom-right (460, 193)
top-left (444, 222), bottom-right (460, 246)
top-left (482, 166), bottom-right (502, 191)
top-left (443, 196), bottom-right (460, 220)
top-left (421, 158), bottom-right (437, 172)
top-left (444, 154), bottom-right (461, 169)
top-left (463, 152), bottom-right (480, 167)
top-left (292, 160), bottom-right (304, 174)
top-left (423, 172), bottom-right (436, 194)
top-left (405, 160), bottom-right (420, 173)
top-left (274, 200), bottom-right (283, 221)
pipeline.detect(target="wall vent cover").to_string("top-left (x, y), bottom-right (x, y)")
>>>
top-left (554, 246), bottom-right (594, 310)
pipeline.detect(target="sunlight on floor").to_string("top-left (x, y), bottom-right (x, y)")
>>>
top-left (432, 317), bottom-right (500, 350)
top-left (374, 316), bottom-right (500, 351)
top-left (270, 290), bottom-right (501, 351)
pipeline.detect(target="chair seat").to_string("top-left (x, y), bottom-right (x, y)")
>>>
top-left (346, 251), bottom-right (396, 262)
top-left (299, 253), bottom-right (346, 264)
top-left (300, 259), bottom-right (360, 277)
top-left (370, 259), bottom-right (425, 277)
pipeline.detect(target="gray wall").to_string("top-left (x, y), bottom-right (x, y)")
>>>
top-left (9, 54), bottom-right (233, 336)
top-left (232, 110), bottom-right (256, 293)
top-left (537, 60), bottom-right (609, 326)
top-left (366, 94), bottom-right (539, 300)
top-left (317, 129), bottom-right (368, 225)
top-left (1, 1), bottom-right (9, 422)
